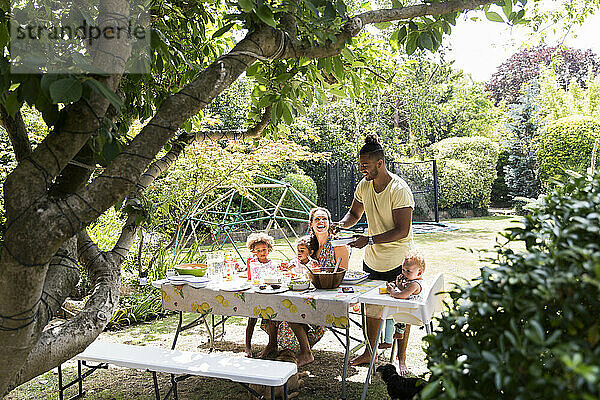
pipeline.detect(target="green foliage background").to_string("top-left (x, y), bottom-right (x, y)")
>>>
top-left (422, 171), bottom-right (600, 400)
top-left (538, 116), bottom-right (600, 185)
top-left (431, 136), bottom-right (499, 210)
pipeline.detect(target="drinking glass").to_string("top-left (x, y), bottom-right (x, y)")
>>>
top-left (212, 251), bottom-right (224, 281)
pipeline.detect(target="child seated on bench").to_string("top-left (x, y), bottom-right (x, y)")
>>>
top-left (245, 232), bottom-right (275, 357)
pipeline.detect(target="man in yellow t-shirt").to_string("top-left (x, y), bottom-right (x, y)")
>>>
top-left (337, 133), bottom-right (414, 375)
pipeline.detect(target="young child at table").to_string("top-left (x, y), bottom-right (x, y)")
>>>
top-left (290, 235), bottom-right (315, 276)
top-left (245, 232), bottom-right (275, 357)
top-left (386, 250), bottom-right (426, 339)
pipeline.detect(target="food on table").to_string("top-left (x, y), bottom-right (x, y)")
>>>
top-left (344, 270), bottom-right (369, 279)
top-left (174, 263), bottom-right (207, 277)
top-left (289, 280), bottom-right (310, 291)
top-left (379, 287), bottom-right (388, 294)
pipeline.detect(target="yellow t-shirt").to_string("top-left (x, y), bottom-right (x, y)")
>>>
top-left (354, 173), bottom-right (415, 272)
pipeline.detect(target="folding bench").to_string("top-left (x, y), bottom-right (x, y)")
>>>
top-left (58, 341), bottom-right (297, 400)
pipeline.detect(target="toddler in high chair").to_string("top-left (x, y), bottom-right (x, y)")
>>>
top-left (245, 232), bottom-right (274, 357)
top-left (386, 250), bottom-right (426, 339)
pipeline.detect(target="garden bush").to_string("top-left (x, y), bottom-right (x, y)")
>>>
top-left (422, 171), bottom-right (600, 400)
top-left (107, 286), bottom-right (170, 329)
top-left (431, 136), bottom-right (499, 209)
top-left (264, 172), bottom-right (317, 221)
top-left (538, 115), bottom-right (600, 185)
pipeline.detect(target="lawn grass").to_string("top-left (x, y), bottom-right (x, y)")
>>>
top-left (6, 215), bottom-right (521, 400)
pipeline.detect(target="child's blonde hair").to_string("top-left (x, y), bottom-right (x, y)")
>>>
top-left (246, 232), bottom-right (275, 251)
top-left (295, 235), bottom-right (312, 253)
top-left (403, 249), bottom-right (426, 273)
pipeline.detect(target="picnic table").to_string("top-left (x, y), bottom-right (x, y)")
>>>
top-left (158, 278), bottom-right (385, 400)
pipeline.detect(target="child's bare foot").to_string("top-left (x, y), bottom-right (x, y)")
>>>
top-left (257, 345), bottom-right (277, 359)
top-left (296, 351), bottom-right (314, 367)
top-left (350, 351), bottom-right (376, 366)
top-left (397, 360), bottom-right (410, 376)
top-left (244, 347), bottom-right (252, 357)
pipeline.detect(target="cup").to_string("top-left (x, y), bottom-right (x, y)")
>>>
top-left (166, 269), bottom-right (176, 278)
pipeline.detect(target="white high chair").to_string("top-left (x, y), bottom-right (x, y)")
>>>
top-left (358, 273), bottom-right (445, 400)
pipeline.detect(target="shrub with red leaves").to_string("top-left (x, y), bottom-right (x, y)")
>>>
top-left (485, 45), bottom-right (600, 105)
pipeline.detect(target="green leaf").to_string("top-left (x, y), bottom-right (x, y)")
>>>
top-left (391, 0), bottom-right (403, 8)
top-left (374, 21), bottom-right (391, 30)
top-left (486, 11), bottom-right (505, 22)
top-left (101, 140), bottom-right (123, 164)
top-left (341, 47), bottom-right (354, 60)
top-left (212, 23), bottom-right (235, 39)
top-left (418, 31), bottom-right (434, 51)
top-left (256, 5), bottom-right (277, 28)
top-left (502, 0), bottom-right (512, 17)
top-left (49, 77), bottom-right (82, 104)
top-left (238, 0), bottom-right (254, 12)
top-left (406, 32), bottom-right (418, 55)
top-left (420, 380), bottom-right (440, 399)
top-left (281, 101), bottom-right (293, 125)
top-left (335, 0), bottom-right (347, 16)
top-left (329, 87), bottom-right (346, 97)
top-left (84, 78), bottom-right (123, 113)
top-left (4, 91), bottom-right (19, 117)
top-left (332, 56), bottom-right (344, 80)
top-left (525, 320), bottom-right (545, 344)
top-left (397, 25), bottom-right (408, 43)
top-left (34, 90), bottom-right (59, 127)
top-left (246, 63), bottom-right (260, 77)
top-left (304, 0), bottom-right (319, 15)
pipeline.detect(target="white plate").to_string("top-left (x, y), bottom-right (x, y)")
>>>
top-left (342, 271), bottom-right (370, 284)
top-left (185, 277), bottom-right (210, 288)
top-left (152, 279), bottom-right (169, 289)
top-left (331, 237), bottom-right (355, 247)
top-left (254, 285), bottom-right (289, 294)
top-left (168, 275), bottom-right (196, 285)
top-left (220, 282), bottom-right (251, 291)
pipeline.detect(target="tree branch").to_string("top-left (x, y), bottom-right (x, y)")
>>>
top-left (282, 0), bottom-right (494, 59)
top-left (6, 231), bottom-right (121, 392)
top-left (63, 33), bottom-right (269, 232)
top-left (0, 107), bottom-right (31, 162)
top-left (37, 239), bottom-right (80, 329)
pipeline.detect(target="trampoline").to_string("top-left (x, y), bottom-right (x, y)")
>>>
top-left (412, 221), bottom-right (459, 234)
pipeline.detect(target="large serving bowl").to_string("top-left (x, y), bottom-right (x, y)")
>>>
top-left (307, 268), bottom-right (346, 289)
top-left (174, 263), bottom-right (207, 277)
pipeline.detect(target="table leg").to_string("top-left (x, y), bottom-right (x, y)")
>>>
top-left (171, 312), bottom-right (183, 350)
top-left (203, 316), bottom-right (215, 351)
top-left (360, 318), bottom-right (384, 400)
top-left (341, 327), bottom-right (350, 400)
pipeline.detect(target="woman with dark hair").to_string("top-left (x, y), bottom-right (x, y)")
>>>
top-left (308, 207), bottom-right (350, 270)
top-left (257, 207), bottom-right (349, 366)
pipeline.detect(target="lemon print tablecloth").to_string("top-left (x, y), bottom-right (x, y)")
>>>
top-left (161, 280), bottom-right (383, 329)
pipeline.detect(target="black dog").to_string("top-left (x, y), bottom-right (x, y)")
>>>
top-left (376, 364), bottom-right (426, 400)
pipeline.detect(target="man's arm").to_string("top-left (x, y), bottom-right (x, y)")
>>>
top-left (350, 207), bottom-right (412, 248)
top-left (337, 198), bottom-right (364, 229)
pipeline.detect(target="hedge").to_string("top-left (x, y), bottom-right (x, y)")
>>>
top-left (538, 115), bottom-right (600, 186)
top-left (422, 171), bottom-right (600, 400)
top-left (431, 136), bottom-right (499, 210)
